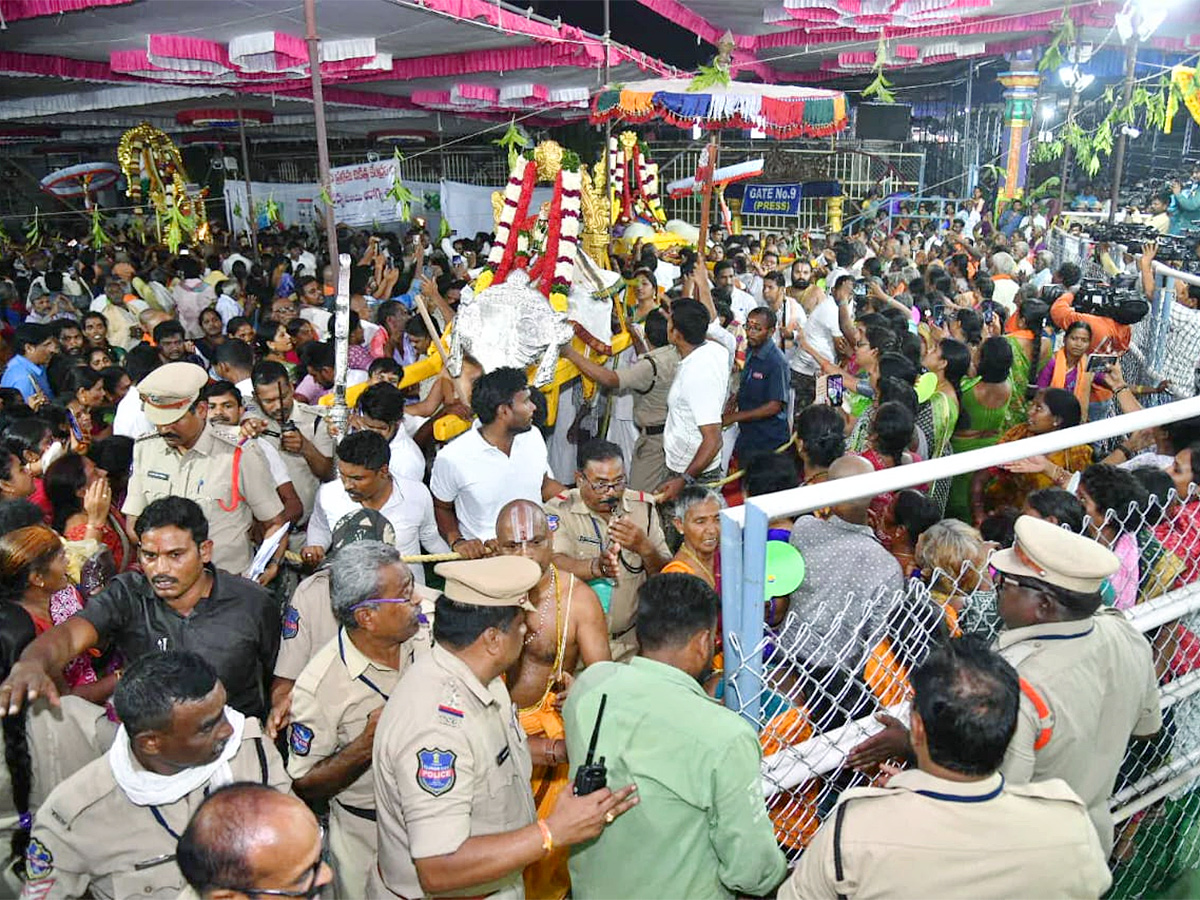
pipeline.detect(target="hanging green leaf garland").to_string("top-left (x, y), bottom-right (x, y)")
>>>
top-left (90, 205), bottom-right (111, 249)
top-left (25, 210), bottom-right (40, 248)
top-left (862, 34), bottom-right (896, 104)
top-left (687, 62), bottom-right (731, 93)
top-left (493, 120), bottom-right (531, 170)
top-left (386, 149), bottom-right (416, 219)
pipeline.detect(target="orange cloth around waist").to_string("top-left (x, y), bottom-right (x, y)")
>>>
top-left (519, 692), bottom-right (571, 900)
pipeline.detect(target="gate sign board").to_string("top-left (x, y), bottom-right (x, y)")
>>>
top-left (743, 184), bottom-right (802, 216)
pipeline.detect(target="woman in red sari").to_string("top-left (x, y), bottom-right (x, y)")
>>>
top-left (45, 453), bottom-right (129, 571)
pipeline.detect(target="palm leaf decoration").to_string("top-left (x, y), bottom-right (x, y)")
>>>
top-left (90, 205), bottom-right (111, 248)
top-left (386, 149), bottom-right (416, 219)
top-left (493, 119), bottom-right (532, 169)
top-left (25, 210), bottom-right (40, 248)
top-left (687, 62), bottom-right (731, 93)
top-left (862, 34), bottom-right (896, 104)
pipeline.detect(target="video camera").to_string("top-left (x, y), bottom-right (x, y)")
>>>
top-left (1091, 224), bottom-right (1200, 273)
top-left (1072, 276), bottom-right (1149, 325)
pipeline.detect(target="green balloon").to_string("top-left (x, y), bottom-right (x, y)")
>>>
top-left (916, 371), bottom-right (939, 404)
top-left (765, 540), bottom-right (806, 599)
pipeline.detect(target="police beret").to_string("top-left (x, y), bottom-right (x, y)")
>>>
top-left (138, 362), bottom-right (209, 425)
top-left (991, 515), bottom-right (1120, 595)
top-left (434, 557), bottom-right (540, 611)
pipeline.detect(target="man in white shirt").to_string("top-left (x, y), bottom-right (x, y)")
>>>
top-left (658, 298), bottom-right (731, 501)
top-left (713, 260), bottom-right (759, 324)
top-left (350, 381), bottom-right (425, 483)
top-left (789, 278), bottom-right (843, 410)
top-left (304, 430), bottom-right (448, 584)
top-left (211, 339), bottom-right (257, 410)
top-left (288, 242), bottom-right (319, 278)
top-left (430, 367), bottom-right (563, 558)
top-left (222, 250), bottom-right (253, 277)
top-left (111, 344), bottom-right (161, 440)
top-left (989, 252), bottom-right (1021, 318)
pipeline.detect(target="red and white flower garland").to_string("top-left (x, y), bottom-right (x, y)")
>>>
top-left (474, 149), bottom-right (582, 313)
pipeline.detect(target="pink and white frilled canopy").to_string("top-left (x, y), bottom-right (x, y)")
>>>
top-left (110, 33), bottom-right (391, 85)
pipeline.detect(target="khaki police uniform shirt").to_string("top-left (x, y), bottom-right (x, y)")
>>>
top-left (249, 400), bottom-right (333, 527)
top-left (371, 643), bottom-right (536, 900)
top-left (274, 569), bottom-right (337, 682)
top-left (613, 344), bottom-right (680, 430)
top-left (544, 488), bottom-right (668, 656)
top-left (123, 427), bottom-right (284, 575)
top-left (997, 610), bottom-right (1162, 856)
top-left (287, 628), bottom-right (421, 811)
top-left (21, 719), bottom-right (289, 900)
top-left (781, 770), bottom-right (1112, 900)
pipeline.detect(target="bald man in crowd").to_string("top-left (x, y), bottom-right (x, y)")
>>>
top-left (176, 783), bottom-right (334, 900)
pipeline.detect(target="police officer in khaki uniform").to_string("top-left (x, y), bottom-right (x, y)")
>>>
top-left (242, 360), bottom-right (335, 546)
top-left (21, 652), bottom-right (290, 900)
top-left (123, 362), bottom-right (285, 576)
top-left (545, 440), bottom-right (669, 661)
top-left (269, 509), bottom-right (398, 739)
top-left (784, 636), bottom-right (1111, 899)
top-left (561, 312), bottom-right (679, 493)
top-left (367, 557), bottom-right (639, 900)
top-left (850, 515), bottom-right (1162, 858)
top-left (287, 541), bottom-right (437, 899)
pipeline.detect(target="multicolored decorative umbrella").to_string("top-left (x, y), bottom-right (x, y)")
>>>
top-left (591, 78), bottom-right (849, 139)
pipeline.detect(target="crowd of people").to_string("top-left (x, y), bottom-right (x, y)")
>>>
top-left (0, 184), bottom-right (1196, 900)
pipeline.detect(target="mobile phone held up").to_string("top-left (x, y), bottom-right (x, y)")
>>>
top-left (1086, 354), bottom-right (1118, 373)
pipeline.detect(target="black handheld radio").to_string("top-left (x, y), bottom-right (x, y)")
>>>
top-left (573, 693), bottom-right (608, 795)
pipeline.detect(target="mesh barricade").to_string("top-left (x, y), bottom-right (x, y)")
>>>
top-left (724, 481), bottom-right (1200, 898)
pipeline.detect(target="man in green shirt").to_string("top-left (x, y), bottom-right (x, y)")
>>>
top-left (563, 573), bottom-right (787, 900)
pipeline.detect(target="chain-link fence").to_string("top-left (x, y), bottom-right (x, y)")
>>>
top-left (720, 398), bottom-right (1200, 898)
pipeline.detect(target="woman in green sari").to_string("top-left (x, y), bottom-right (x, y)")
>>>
top-left (947, 337), bottom-right (1014, 521)
top-left (924, 337), bottom-right (970, 458)
top-left (1003, 296), bottom-right (1050, 430)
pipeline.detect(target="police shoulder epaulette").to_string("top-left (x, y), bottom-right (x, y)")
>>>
top-left (1005, 778), bottom-right (1087, 806)
top-left (134, 432), bottom-right (166, 443)
top-left (44, 757), bottom-right (119, 825)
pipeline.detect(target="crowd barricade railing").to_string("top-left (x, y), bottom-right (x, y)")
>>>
top-left (719, 396), bottom-right (1200, 895)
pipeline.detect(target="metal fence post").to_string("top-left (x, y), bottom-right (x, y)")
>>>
top-left (732, 500), bottom-right (768, 726)
top-left (719, 509), bottom-right (744, 710)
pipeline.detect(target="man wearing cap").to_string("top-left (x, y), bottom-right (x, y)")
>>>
top-left (123, 361), bottom-right (286, 577)
top-left (368, 557), bottom-right (639, 900)
top-left (850, 515), bottom-right (1161, 856)
top-left (288, 541), bottom-right (435, 899)
top-left (544, 440), bottom-right (669, 662)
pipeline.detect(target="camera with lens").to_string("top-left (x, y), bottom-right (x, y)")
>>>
top-left (1039, 284), bottom-right (1067, 304)
top-left (1090, 223), bottom-right (1160, 255)
top-left (1072, 276), bottom-right (1149, 325)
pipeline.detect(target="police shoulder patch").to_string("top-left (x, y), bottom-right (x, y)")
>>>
top-left (547, 514), bottom-right (559, 532)
top-left (281, 605), bottom-right (300, 639)
top-left (289, 722), bottom-right (314, 757)
top-left (416, 748), bottom-right (457, 796)
top-left (25, 837), bottom-right (53, 880)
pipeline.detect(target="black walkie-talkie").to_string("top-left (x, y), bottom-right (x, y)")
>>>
top-left (573, 693), bottom-right (608, 795)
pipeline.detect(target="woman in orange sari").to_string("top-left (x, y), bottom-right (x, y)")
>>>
top-left (661, 485), bottom-right (722, 591)
top-left (970, 387), bottom-right (1093, 524)
top-left (1035, 321), bottom-right (1097, 421)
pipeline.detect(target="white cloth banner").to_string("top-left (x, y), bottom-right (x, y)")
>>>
top-left (224, 164), bottom-right (551, 236)
top-left (439, 179), bottom-right (552, 240)
top-left (224, 180), bottom-right (317, 235)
